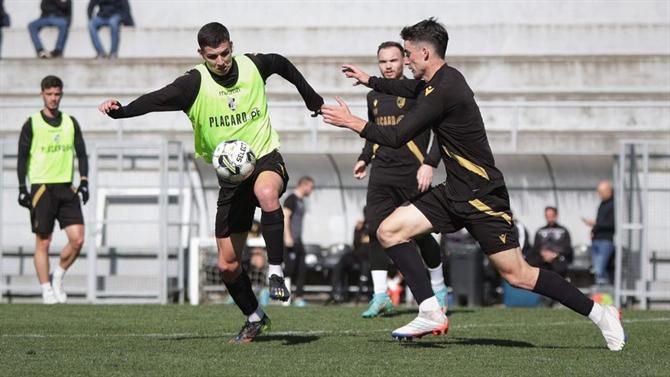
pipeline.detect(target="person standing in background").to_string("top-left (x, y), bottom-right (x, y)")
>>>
top-left (283, 176), bottom-right (315, 307)
top-left (583, 180), bottom-right (615, 285)
top-left (17, 75), bottom-right (89, 304)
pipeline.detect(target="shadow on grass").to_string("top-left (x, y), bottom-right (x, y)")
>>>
top-left (253, 335), bottom-right (319, 346)
top-left (159, 334), bottom-right (319, 346)
top-left (380, 308), bottom-right (475, 318)
top-left (370, 336), bottom-right (535, 349)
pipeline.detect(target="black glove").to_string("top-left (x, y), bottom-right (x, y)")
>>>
top-left (18, 185), bottom-right (31, 209)
top-left (77, 180), bottom-right (89, 205)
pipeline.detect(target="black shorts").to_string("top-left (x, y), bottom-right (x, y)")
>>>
top-left (365, 183), bottom-right (423, 234)
top-left (30, 183), bottom-right (84, 235)
top-left (413, 184), bottom-right (519, 255)
top-left (215, 150), bottom-right (289, 238)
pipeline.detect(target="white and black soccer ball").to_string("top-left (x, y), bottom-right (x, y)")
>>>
top-left (212, 140), bottom-right (256, 184)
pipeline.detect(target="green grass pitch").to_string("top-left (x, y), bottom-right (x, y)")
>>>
top-left (1, 305), bottom-right (669, 376)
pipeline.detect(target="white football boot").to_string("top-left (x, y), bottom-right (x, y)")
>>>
top-left (52, 276), bottom-right (68, 303)
top-left (596, 305), bottom-right (626, 351)
top-left (42, 287), bottom-right (59, 305)
top-left (391, 309), bottom-right (449, 341)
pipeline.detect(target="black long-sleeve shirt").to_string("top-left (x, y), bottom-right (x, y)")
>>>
top-left (107, 53), bottom-right (323, 119)
top-left (357, 87), bottom-right (440, 188)
top-left (17, 110), bottom-right (88, 187)
top-left (532, 223), bottom-right (574, 263)
top-left (360, 63), bottom-right (506, 201)
top-left (40, 0), bottom-right (71, 21)
top-left (593, 197), bottom-right (615, 241)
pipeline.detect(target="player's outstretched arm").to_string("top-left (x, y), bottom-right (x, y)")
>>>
top-left (250, 53), bottom-right (324, 115)
top-left (98, 71), bottom-right (200, 119)
top-left (341, 64), bottom-right (424, 98)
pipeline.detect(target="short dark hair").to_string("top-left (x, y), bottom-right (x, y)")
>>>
top-left (297, 176), bottom-right (314, 186)
top-left (400, 18), bottom-right (449, 58)
top-left (197, 22), bottom-right (230, 49)
top-left (377, 41), bottom-right (404, 56)
top-left (41, 75), bottom-right (63, 91)
top-left (545, 206), bottom-right (558, 214)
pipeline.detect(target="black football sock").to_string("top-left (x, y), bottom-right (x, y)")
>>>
top-left (415, 234), bottom-right (442, 269)
top-left (532, 268), bottom-right (594, 316)
top-left (386, 242), bottom-right (433, 304)
top-left (223, 271), bottom-right (259, 316)
top-left (261, 208), bottom-right (285, 265)
top-left (368, 236), bottom-right (390, 271)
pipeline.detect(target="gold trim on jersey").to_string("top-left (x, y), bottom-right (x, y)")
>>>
top-left (468, 198), bottom-right (513, 225)
top-left (406, 141), bottom-right (425, 163)
top-left (442, 146), bottom-right (489, 180)
top-left (32, 184), bottom-right (46, 208)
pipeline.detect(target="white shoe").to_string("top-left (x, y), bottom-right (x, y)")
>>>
top-left (42, 288), bottom-right (58, 305)
top-left (596, 305), bottom-right (626, 351)
top-left (391, 309), bottom-right (449, 341)
top-left (52, 278), bottom-right (68, 303)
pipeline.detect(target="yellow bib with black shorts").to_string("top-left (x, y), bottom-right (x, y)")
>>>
top-left (27, 111), bottom-right (83, 234)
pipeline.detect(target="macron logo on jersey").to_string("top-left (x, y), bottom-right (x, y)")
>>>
top-left (424, 86), bottom-right (435, 96)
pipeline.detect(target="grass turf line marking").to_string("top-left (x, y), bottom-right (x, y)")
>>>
top-left (2, 317), bottom-right (668, 339)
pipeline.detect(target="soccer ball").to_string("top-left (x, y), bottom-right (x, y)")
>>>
top-left (212, 140), bottom-right (256, 184)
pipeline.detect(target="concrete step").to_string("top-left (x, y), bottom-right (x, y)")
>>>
top-left (2, 55), bottom-right (669, 98)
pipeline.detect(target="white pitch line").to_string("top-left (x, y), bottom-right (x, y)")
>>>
top-left (1, 317), bottom-right (668, 339)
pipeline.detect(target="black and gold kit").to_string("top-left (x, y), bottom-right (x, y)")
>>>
top-left (359, 87), bottom-right (440, 234)
top-left (361, 64), bottom-right (519, 254)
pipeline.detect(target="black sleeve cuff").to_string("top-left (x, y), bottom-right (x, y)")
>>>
top-left (359, 122), bottom-right (371, 138)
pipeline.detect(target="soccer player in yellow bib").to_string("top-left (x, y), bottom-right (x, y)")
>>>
top-left (17, 75), bottom-right (89, 304)
top-left (98, 22), bottom-right (323, 343)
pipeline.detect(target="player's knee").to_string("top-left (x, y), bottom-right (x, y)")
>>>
top-left (377, 223), bottom-right (400, 249)
top-left (255, 185), bottom-right (279, 209)
top-left (501, 265), bottom-right (535, 290)
top-left (70, 236), bottom-right (84, 251)
top-left (218, 259), bottom-right (240, 275)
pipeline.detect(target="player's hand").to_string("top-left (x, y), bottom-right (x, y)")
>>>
top-left (353, 160), bottom-right (367, 179)
top-left (322, 97), bottom-right (367, 133)
top-left (541, 249), bottom-right (559, 263)
top-left (77, 179), bottom-right (89, 205)
top-left (341, 64), bottom-right (370, 86)
top-left (284, 235), bottom-right (294, 248)
top-left (582, 217), bottom-right (595, 227)
top-left (416, 164), bottom-right (434, 192)
top-left (98, 99), bottom-right (121, 114)
top-left (18, 186), bottom-right (31, 209)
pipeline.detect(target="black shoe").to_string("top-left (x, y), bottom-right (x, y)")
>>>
top-left (268, 274), bottom-right (290, 302)
top-left (229, 314), bottom-right (271, 344)
top-left (50, 49), bottom-right (63, 58)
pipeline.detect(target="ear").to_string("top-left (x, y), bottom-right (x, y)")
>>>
top-left (422, 46), bottom-right (430, 61)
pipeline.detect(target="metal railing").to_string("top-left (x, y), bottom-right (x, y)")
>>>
top-left (1, 101), bottom-right (668, 153)
top-left (0, 138), bottom-right (201, 303)
top-left (614, 140), bottom-right (670, 308)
